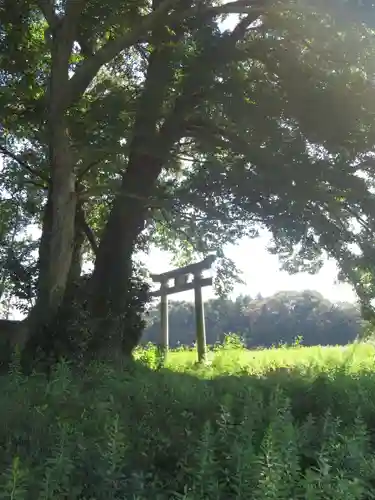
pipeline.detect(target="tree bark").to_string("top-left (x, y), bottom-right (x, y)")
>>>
top-left (27, 136), bottom-right (76, 333)
top-left (32, 0), bottom-right (84, 325)
top-left (89, 152), bottom-right (163, 359)
top-left (21, 192), bottom-right (86, 373)
top-left (23, 6), bottom-right (80, 367)
top-left (87, 19), bottom-right (183, 359)
top-left (68, 201), bottom-right (86, 285)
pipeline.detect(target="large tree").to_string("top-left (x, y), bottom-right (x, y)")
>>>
top-left (1, 0), bottom-right (375, 367)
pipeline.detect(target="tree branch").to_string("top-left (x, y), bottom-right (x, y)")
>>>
top-left (76, 204), bottom-right (98, 256)
top-left (20, 179), bottom-right (49, 190)
top-left (342, 202), bottom-right (373, 235)
top-left (77, 156), bottom-right (107, 180)
top-left (79, 186), bottom-right (169, 209)
top-left (66, 0), bottom-right (265, 107)
top-left (64, 0), bottom-right (86, 24)
top-left (229, 9), bottom-right (262, 40)
top-left (0, 144), bottom-right (50, 186)
top-left (66, 0), bottom-right (178, 106)
top-left (36, 0), bottom-right (59, 27)
top-left (82, 219), bottom-right (99, 257)
top-left (159, 207), bottom-right (198, 249)
top-left (212, 0), bottom-right (265, 15)
top-left (58, 0), bottom-right (87, 67)
top-left (157, 8), bottom-right (264, 153)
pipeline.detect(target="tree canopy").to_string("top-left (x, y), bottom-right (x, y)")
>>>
top-left (143, 290), bottom-right (363, 348)
top-left (1, 0), bottom-right (375, 367)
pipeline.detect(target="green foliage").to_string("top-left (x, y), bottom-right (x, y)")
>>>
top-left (2, 343), bottom-right (375, 498)
top-left (221, 332), bottom-right (246, 350)
top-left (3, 0), bottom-right (375, 320)
top-left (143, 290), bottom-right (363, 348)
top-left (20, 269), bottom-right (151, 374)
top-left (134, 342), bottom-right (166, 370)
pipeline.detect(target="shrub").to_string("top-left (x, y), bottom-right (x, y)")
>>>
top-left (221, 332), bottom-right (246, 350)
top-left (1, 345), bottom-right (375, 498)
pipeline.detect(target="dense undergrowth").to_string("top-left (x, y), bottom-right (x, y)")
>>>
top-left (1, 337), bottom-right (375, 498)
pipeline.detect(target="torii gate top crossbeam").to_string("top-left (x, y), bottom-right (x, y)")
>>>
top-left (149, 255), bottom-right (216, 297)
top-left (150, 254), bottom-right (216, 283)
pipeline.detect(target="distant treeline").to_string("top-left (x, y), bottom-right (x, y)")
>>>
top-left (142, 290), bottom-right (363, 348)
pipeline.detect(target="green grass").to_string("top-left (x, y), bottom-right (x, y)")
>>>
top-left (162, 342), bottom-right (375, 375)
top-left (1, 339), bottom-right (375, 498)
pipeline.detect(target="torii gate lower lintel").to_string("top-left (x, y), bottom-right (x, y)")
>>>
top-left (150, 254), bottom-right (217, 363)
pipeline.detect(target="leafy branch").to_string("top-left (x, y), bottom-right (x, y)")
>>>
top-left (0, 144), bottom-right (49, 188)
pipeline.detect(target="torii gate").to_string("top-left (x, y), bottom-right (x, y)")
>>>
top-left (150, 255), bottom-right (216, 363)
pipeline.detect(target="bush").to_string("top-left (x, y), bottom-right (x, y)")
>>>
top-left (221, 332), bottom-right (246, 350)
top-left (21, 271), bottom-right (151, 374)
top-left (1, 344), bottom-right (375, 498)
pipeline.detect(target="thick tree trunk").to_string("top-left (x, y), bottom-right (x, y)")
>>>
top-left (89, 151), bottom-right (163, 359)
top-left (27, 129), bottom-right (76, 331)
top-left (23, 15), bottom-right (79, 370)
top-left (22, 192), bottom-right (83, 373)
top-left (87, 34), bottom-right (177, 359)
top-left (68, 201), bottom-right (85, 285)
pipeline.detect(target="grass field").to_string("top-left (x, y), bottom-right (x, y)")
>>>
top-left (163, 342), bottom-right (375, 374)
top-left (1, 339), bottom-right (375, 499)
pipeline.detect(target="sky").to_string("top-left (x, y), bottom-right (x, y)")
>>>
top-left (143, 231), bottom-right (358, 305)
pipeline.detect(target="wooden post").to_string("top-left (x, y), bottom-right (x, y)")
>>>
top-left (194, 272), bottom-right (207, 363)
top-left (160, 281), bottom-right (169, 355)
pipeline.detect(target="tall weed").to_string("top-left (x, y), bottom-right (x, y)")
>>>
top-left (0, 342), bottom-right (375, 498)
